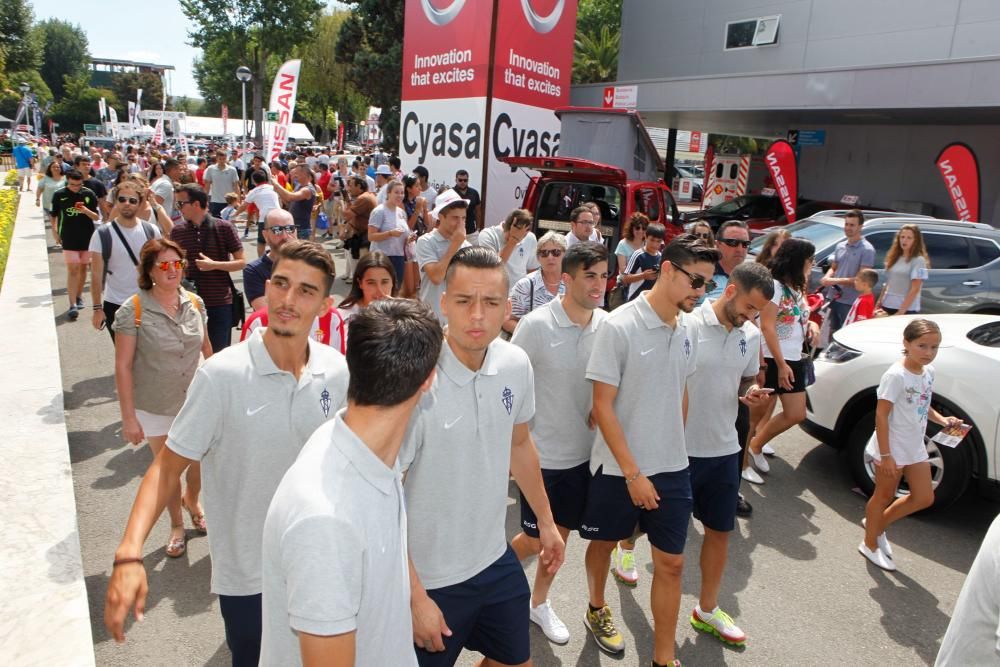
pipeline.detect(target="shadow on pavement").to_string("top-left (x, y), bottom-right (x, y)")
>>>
top-left (68, 422), bottom-right (126, 466)
top-left (739, 453), bottom-right (820, 562)
top-left (867, 565), bottom-right (949, 664)
top-left (91, 440), bottom-right (152, 490)
top-left (63, 374), bottom-right (117, 410)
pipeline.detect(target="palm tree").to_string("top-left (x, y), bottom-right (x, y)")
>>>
top-left (573, 26), bottom-right (620, 84)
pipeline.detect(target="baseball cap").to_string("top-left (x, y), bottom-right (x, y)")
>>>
top-left (376, 164), bottom-right (392, 176)
top-left (430, 188), bottom-right (470, 220)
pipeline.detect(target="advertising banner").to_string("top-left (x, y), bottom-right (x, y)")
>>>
top-left (152, 115), bottom-right (164, 145)
top-left (337, 122), bottom-right (344, 151)
top-left (127, 101), bottom-right (137, 130)
top-left (935, 142), bottom-right (980, 222)
top-left (399, 96), bottom-right (487, 191)
top-left (98, 97), bottom-right (106, 121)
top-left (764, 140), bottom-right (798, 222)
top-left (264, 59), bottom-right (303, 163)
top-left (222, 104), bottom-right (228, 136)
top-left (703, 143), bottom-right (714, 199)
top-left (108, 107), bottom-right (119, 137)
top-left (179, 133), bottom-right (189, 154)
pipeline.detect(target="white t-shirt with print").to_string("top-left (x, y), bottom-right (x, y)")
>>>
top-left (764, 278), bottom-right (807, 362)
top-left (865, 361), bottom-right (934, 466)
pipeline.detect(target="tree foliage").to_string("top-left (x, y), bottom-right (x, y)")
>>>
top-left (573, 0), bottom-right (621, 84)
top-left (575, 0), bottom-right (622, 36)
top-left (109, 71), bottom-right (166, 113)
top-left (35, 19), bottom-right (90, 100)
top-left (51, 73), bottom-right (115, 131)
top-left (335, 0), bottom-right (403, 149)
top-left (0, 0), bottom-right (42, 73)
top-left (0, 69), bottom-right (51, 120)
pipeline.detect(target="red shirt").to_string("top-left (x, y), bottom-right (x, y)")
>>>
top-left (845, 292), bottom-right (875, 326)
top-left (195, 168), bottom-right (205, 187)
top-left (240, 307), bottom-right (345, 353)
top-left (317, 170), bottom-right (332, 199)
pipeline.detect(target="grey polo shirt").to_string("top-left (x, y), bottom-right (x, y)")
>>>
top-left (831, 237), bottom-right (876, 303)
top-left (415, 229), bottom-right (470, 324)
top-left (511, 297), bottom-right (607, 470)
top-left (586, 293), bottom-right (697, 477)
top-left (261, 414), bottom-right (416, 667)
top-left (166, 330), bottom-right (349, 595)
top-left (400, 339), bottom-right (535, 590)
top-left (683, 300), bottom-right (761, 458)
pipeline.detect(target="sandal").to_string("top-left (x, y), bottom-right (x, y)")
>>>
top-left (166, 528), bottom-right (187, 558)
top-left (183, 501), bottom-right (207, 534)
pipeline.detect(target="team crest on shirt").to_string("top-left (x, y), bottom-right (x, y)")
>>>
top-left (739, 337), bottom-right (747, 356)
top-left (320, 388), bottom-right (331, 417)
top-left (502, 387), bottom-right (513, 415)
top-left (684, 337), bottom-right (692, 358)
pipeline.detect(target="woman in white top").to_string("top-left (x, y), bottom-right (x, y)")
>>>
top-left (614, 212), bottom-right (647, 277)
top-left (36, 159), bottom-right (66, 221)
top-left (367, 180), bottom-right (410, 283)
top-left (337, 251), bottom-right (398, 345)
top-left (503, 231), bottom-right (567, 335)
top-left (876, 224), bottom-right (930, 316)
top-left (745, 238), bottom-right (820, 483)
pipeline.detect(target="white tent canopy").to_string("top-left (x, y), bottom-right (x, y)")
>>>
top-left (178, 115), bottom-right (314, 142)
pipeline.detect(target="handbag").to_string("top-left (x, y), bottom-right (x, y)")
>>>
top-left (608, 277), bottom-right (627, 310)
top-left (202, 218), bottom-right (247, 330)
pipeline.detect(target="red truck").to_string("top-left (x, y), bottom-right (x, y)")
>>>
top-left (502, 108), bottom-right (684, 272)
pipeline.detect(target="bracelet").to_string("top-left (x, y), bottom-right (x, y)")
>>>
top-left (92, 305), bottom-right (102, 311)
top-left (112, 557), bottom-right (143, 568)
top-left (879, 453), bottom-right (893, 458)
top-left (625, 472), bottom-right (641, 486)
top-left (759, 365), bottom-right (767, 371)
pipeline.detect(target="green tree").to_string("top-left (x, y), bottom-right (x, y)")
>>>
top-left (0, 0), bottom-right (42, 73)
top-left (335, 0), bottom-right (403, 149)
top-left (35, 19), bottom-right (90, 100)
top-left (109, 71), bottom-right (165, 115)
top-left (572, 25), bottom-right (620, 84)
top-left (575, 0), bottom-right (622, 36)
top-left (51, 73), bottom-right (116, 132)
top-left (0, 68), bottom-right (51, 120)
top-left (192, 39), bottom-right (245, 117)
top-left (180, 0), bottom-right (323, 144)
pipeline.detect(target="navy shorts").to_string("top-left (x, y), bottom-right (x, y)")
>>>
top-left (417, 546), bottom-right (530, 667)
top-left (689, 453), bottom-right (740, 532)
top-left (520, 461), bottom-right (590, 538)
top-left (578, 467), bottom-right (693, 555)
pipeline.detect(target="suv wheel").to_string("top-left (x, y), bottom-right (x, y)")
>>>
top-left (844, 405), bottom-right (973, 510)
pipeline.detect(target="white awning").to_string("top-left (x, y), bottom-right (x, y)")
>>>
top-left (178, 115), bottom-right (314, 141)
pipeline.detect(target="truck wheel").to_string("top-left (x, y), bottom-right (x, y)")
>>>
top-left (844, 405), bottom-right (972, 510)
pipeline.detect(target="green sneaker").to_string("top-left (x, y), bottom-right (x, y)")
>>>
top-left (585, 605), bottom-right (625, 655)
top-left (690, 606), bottom-right (746, 646)
top-left (611, 545), bottom-right (639, 586)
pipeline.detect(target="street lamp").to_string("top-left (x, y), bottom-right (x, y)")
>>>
top-left (16, 83), bottom-right (31, 134)
top-left (235, 66), bottom-right (253, 160)
top-left (360, 120), bottom-right (366, 147)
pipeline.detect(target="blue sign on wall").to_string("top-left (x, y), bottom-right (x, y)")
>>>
top-left (797, 130), bottom-right (826, 146)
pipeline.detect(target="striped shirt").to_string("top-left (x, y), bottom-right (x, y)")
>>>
top-left (170, 216), bottom-right (242, 307)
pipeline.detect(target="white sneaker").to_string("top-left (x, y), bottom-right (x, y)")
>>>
top-left (750, 450), bottom-right (770, 474)
top-left (530, 599), bottom-right (570, 644)
top-left (741, 466), bottom-right (764, 485)
top-left (762, 443), bottom-right (776, 456)
top-left (858, 542), bottom-right (896, 571)
top-left (862, 518), bottom-right (893, 560)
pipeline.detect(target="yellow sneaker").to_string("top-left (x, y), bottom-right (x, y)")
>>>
top-left (584, 605), bottom-right (625, 655)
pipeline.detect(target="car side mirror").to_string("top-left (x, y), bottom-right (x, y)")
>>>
top-left (817, 258), bottom-right (830, 271)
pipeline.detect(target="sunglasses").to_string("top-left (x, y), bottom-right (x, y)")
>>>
top-left (117, 196), bottom-right (140, 205)
top-left (267, 224), bottom-right (297, 235)
top-left (696, 232), bottom-right (712, 240)
top-left (719, 238), bottom-right (751, 248)
top-left (456, 178), bottom-right (468, 183)
top-left (670, 261), bottom-right (717, 292)
top-left (155, 259), bottom-right (186, 271)
top-left (538, 248), bottom-right (564, 258)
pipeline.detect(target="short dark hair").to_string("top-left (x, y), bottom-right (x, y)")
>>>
top-left (65, 168), bottom-right (84, 181)
top-left (645, 223), bottom-right (666, 240)
top-left (74, 155), bottom-right (90, 166)
top-left (251, 169), bottom-right (268, 185)
top-left (175, 183), bottom-right (208, 209)
top-left (503, 208), bottom-right (532, 231)
top-left (845, 209), bottom-right (865, 225)
top-left (729, 262), bottom-right (775, 300)
top-left (445, 246), bottom-right (508, 291)
top-left (717, 220), bottom-right (749, 238)
top-left (662, 233), bottom-right (721, 269)
top-left (346, 299), bottom-right (443, 407)
top-left (857, 267), bottom-right (879, 287)
top-left (271, 240), bottom-right (336, 295)
top-left (562, 241), bottom-right (608, 275)
top-left (389, 156), bottom-right (401, 170)
top-left (570, 206), bottom-right (592, 223)
top-left (769, 237), bottom-right (816, 293)
top-left (412, 165), bottom-right (429, 180)
top-left (163, 158), bottom-right (180, 171)
top-left (456, 169), bottom-right (469, 177)
top-left (349, 175), bottom-right (368, 191)
top-left (197, 157), bottom-right (207, 166)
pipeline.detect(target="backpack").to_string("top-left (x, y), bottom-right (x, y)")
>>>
top-left (131, 290), bottom-right (201, 327)
top-left (97, 220), bottom-right (158, 284)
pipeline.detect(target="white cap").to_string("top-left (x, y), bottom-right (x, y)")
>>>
top-left (430, 188), bottom-right (470, 219)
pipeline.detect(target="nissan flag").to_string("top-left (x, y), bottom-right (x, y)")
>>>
top-left (935, 142), bottom-right (980, 222)
top-left (337, 121), bottom-right (344, 151)
top-left (264, 59), bottom-right (302, 164)
top-left (764, 140), bottom-right (798, 223)
top-left (222, 104), bottom-right (228, 136)
top-left (702, 143), bottom-right (714, 201)
top-left (152, 114), bottom-right (164, 145)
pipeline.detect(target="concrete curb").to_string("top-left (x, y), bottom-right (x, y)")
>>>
top-left (0, 178), bottom-right (95, 666)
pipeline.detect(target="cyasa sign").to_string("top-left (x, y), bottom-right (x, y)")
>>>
top-left (264, 60), bottom-right (302, 164)
top-left (764, 140), bottom-right (798, 223)
top-left (935, 142), bottom-right (980, 222)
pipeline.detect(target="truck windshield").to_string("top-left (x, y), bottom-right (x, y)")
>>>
top-left (535, 181), bottom-right (622, 234)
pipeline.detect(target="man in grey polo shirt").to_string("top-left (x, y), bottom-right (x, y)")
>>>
top-left (820, 209), bottom-right (875, 333)
top-left (509, 241), bottom-right (609, 646)
top-left (261, 300), bottom-right (442, 667)
top-left (415, 188), bottom-right (470, 324)
top-left (683, 262), bottom-right (774, 649)
top-left (104, 241), bottom-right (349, 667)
top-left (403, 246), bottom-right (565, 667)
top-left (580, 234), bottom-right (719, 664)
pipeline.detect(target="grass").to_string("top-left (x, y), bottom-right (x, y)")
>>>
top-left (0, 173), bottom-right (20, 289)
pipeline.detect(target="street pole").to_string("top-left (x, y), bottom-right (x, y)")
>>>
top-left (236, 66), bottom-right (253, 164)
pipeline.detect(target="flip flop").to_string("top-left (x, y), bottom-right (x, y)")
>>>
top-left (183, 501), bottom-right (207, 534)
top-left (166, 530), bottom-right (187, 558)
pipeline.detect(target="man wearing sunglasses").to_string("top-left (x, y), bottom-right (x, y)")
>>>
top-left (453, 169), bottom-right (482, 243)
top-left (581, 234), bottom-right (719, 664)
top-left (89, 180), bottom-right (162, 340)
top-left (243, 209), bottom-right (297, 312)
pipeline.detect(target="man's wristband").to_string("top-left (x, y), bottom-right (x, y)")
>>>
top-left (625, 471), bottom-right (641, 486)
top-left (92, 305), bottom-right (102, 311)
top-left (112, 557), bottom-right (143, 568)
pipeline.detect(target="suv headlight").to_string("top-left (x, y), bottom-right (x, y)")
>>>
top-left (823, 340), bottom-right (862, 363)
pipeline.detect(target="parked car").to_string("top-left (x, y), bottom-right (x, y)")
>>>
top-left (802, 314), bottom-right (1000, 508)
top-left (748, 214), bottom-right (1000, 315)
top-left (671, 165), bottom-right (703, 202)
top-left (683, 195), bottom-right (896, 236)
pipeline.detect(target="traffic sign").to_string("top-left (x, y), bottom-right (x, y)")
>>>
top-left (266, 111), bottom-right (279, 122)
top-left (602, 85), bottom-right (637, 109)
top-left (83, 124), bottom-right (100, 133)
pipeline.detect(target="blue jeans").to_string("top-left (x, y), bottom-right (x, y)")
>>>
top-left (827, 300), bottom-right (853, 334)
top-left (205, 304), bottom-right (233, 353)
top-left (218, 593), bottom-right (261, 667)
top-left (209, 202), bottom-right (227, 218)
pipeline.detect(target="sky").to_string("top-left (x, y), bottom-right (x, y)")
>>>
top-left (35, 1), bottom-right (348, 101)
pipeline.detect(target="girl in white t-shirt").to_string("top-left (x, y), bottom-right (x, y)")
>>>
top-left (860, 319), bottom-right (964, 571)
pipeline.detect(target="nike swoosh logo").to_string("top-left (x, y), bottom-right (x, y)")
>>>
top-left (640, 348), bottom-right (656, 356)
top-left (444, 416), bottom-right (462, 430)
top-left (246, 404), bottom-right (270, 416)
top-left (550, 340), bottom-right (565, 348)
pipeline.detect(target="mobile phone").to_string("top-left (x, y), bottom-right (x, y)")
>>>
top-left (756, 388), bottom-right (775, 394)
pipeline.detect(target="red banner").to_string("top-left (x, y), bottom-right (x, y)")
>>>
top-left (935, 142), bottom-right (980, 222)
top-left (764, 140), bottom-right (798, 222)
top-left (337, 122), bottom-right (344, 151)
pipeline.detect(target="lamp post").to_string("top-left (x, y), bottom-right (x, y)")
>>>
top-left (15, 83), bottom-right (30, 131)
top-left (235, 66), bottom-right (253, 160)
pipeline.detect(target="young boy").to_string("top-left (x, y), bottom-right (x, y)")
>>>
top-left (220, 192), bottom-right (239, 222)
top-left (844, 268), bottom-right (878, 326)
top-left (621, 222), bottom-right (666, 301)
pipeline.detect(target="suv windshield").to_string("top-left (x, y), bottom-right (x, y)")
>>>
top-left (536, 181), bottom-right (622, 228)
top-left (709, 195), bottom-right (751, 215)
top-left (749, 220), bottom-right (846, 255)
top-left (967, 322), bottom-right (1000, 347)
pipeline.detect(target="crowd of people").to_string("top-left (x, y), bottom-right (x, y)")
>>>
top-left (10, 131), bottom-right (977, 666)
